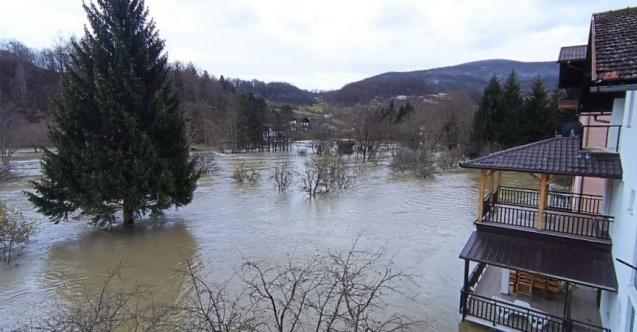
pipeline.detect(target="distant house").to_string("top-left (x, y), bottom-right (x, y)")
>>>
top-left (323, 110), bottom-right (335, 119)
top-left (290, 117), bottom-right (297, 131)
top-left (337, 139), bottom-right (356, 154)
top-left (301, 117), bottom-right (310, 130)
top-left (262, 124), bottom-right (285, 140)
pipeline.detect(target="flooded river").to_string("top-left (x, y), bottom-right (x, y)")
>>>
top-left (0, 146), bottom-right (535, 330)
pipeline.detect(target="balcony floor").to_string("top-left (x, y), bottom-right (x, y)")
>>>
top-left (472, 265), bottom-right (603, 328)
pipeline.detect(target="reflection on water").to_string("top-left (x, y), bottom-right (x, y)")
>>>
top-left (44, 220), bottom-right (196, 306)
top-left (0, 148), bottom-right (538, 330)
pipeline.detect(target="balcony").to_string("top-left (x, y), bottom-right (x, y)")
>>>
top-left (480, 187), bottom-right (612, 242)
top-left (558, 88), bottom-right (580, 110)
top-left (460, 264), bottom-right (608, 332)
top-left (580, 124), bottom-right (622, 153)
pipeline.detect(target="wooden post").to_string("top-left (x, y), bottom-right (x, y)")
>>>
top-left (494, 171), bottom-right (503, 204)
top-left (478, 169), bottom-right (486, 221)
top-left (537, 173), bottom-right (550, 230)
top-left (497, 170), bottom-right (502, 189)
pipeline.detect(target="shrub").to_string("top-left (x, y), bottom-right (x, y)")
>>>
top-left (0, 199), bottom-right (38, 264)
top-left (192, 151), bottom-right (220, 175)
top-left (232, 162), bottom-right (260, 183)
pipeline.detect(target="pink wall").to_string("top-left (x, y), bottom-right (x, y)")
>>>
top-left (572, 115), bottom-right (610, 198)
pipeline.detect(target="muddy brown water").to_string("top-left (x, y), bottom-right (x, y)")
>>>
top-left (0, 146), bottom-right (535, 330)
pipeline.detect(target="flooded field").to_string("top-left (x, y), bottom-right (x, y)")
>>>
top-left (0, 146), bottom-right (534, 330)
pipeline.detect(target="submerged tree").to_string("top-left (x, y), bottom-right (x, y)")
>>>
top-left (27, 0), bottom-right (199, 227)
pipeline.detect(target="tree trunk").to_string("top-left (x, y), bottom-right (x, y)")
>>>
top-left (123, 202), bottom-right (134, 225)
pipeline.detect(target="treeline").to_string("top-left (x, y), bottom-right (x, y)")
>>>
top-left (469, 71), bottom-right (574, 156)
top-left (230, 79), bottom-right (316, 106)
top-left (0, 39), bottom-right (70, 122)
top-left (0, 39), bottom-right (308, 153)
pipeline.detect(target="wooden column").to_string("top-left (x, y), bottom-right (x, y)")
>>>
top-left (537, 173), bottom-right (550, 230)
top-left (497, 170), bottom-right (502, 189)
top-left (478, 169), bottom-right (486, 221)
top-left (494, 171), bottom-right (503, 204)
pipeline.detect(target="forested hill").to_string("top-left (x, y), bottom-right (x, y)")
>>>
top-left (0, 37), bottom-right (558, 110)
top-left (229, 79), bottom-right (317, 106)
top-left (321, 60), bottom-right (559, 105)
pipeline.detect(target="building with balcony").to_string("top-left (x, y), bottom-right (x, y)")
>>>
top-left (458, 6), bottom-right (637, 332)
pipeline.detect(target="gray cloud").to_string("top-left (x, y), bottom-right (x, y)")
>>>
top-left (1, 0), bottom-right (636, 90)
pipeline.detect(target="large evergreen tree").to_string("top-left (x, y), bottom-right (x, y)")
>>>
top-left (500, 70), bottom-right (524, 147)
top-left (27, 0), bottom-right (199, 227)
top-left (521, 77), bottom-right (556, 144)
top-left (470, 75), bottom-right (502, 154)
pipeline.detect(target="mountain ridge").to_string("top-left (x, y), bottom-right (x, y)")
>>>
top-left (319, 59), bottom-right (558, 105)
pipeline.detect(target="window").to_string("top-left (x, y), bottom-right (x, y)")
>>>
top-left (629, 189), bottom-right (636, 215)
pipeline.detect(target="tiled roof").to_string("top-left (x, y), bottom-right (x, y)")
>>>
top-left (558, 45), bottom-right (587, 62)
top-left (460, 230), bottom-right (617, 291)
top-left (592, 7), bottom-right (637, 82)
top-left (460, 137), bottom-right (622, 179)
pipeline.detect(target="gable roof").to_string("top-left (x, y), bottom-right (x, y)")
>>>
top-left (592, 7), bottom-right (637, 83)
top-left (558, 45), bottom-right (587, 62)
top-left (460, 137), bottom-right (622, 179)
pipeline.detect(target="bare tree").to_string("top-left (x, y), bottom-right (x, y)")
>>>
top-left (192, 151), bottom-right (220, 175)
top-left (173, 261), bottom-right (261, 332)
top-left (232, 162), bottom-right (261, 183)
top-left (300, 154), bottom-right (353, 198)
top-left (354, 108), bottom-right (391, 161)
top-left (32, 264), bottom-right (172, 331)
top-left (179, 239), bottom-right (424, 332)
top-left (390, 145), bottom-right (436, 179)
top-left (24, 241), bottom-right (424, 331)
top-left (0, 104), bottom-right (24, 179)
top-left (270, 162), bottom-right (294, 192)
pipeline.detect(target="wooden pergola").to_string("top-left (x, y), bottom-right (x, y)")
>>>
top-left (476, 170), bottom-right (558, 231)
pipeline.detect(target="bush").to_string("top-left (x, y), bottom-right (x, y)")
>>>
top-left (0, 199), bottom-right (38, 264)
top-left (390, 146), bottom-right (436, 178)
top-left (192, 151), bottom-right (220, 175)
top-left (300, 154), bottom-right (353, 198)
top-left (232, 162), bottom-right (260, 183)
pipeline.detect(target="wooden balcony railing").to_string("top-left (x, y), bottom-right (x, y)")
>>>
top-left (498, 187), bottom-right (603, 215)
top-left (460, 292), bottom-right (610, 332)
top-left (481, 205), bottom-right (612, 240)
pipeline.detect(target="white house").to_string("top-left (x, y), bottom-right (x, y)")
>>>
top-left (455, 7), bottom-right (637, 332)
top-left (564, 7), bottom-right (637, 332)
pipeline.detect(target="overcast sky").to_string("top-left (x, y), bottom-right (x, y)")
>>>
top-left (1, 0), bottom-right (635, 90)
